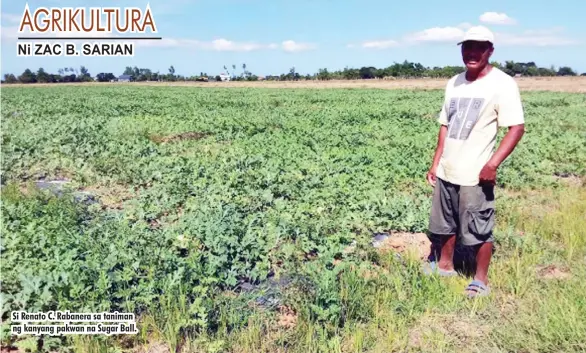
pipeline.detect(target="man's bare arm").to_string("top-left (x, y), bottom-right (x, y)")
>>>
top-left (427, 125), bottom-right (448, 187)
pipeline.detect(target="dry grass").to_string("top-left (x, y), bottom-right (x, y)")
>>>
top-left (79, 183), bottom-right (136, 210)
top-left (3, 76), bottom-right (586, 92)
top-left (406, 313), bottom-right (492, 352)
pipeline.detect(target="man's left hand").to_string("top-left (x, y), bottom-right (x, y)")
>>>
top-left (479, 164), bottom-right (497, 185)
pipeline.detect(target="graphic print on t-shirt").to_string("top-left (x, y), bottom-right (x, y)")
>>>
top-left (447, 97), bottom-right (485, 140)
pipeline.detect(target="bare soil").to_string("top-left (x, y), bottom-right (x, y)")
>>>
top-left (536, 264), bottom-right (572, 280)
top-left (375, 232), bottom-right (431, 260)
top-left (276, 305), bottom-right (298, 329)
top-left (148, 131), bottom-right (211, 144)
top-left (4, 76), bottom-right (586, 92)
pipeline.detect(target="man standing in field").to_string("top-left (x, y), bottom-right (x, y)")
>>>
top-left (425, 26), bottom-right (525, 298)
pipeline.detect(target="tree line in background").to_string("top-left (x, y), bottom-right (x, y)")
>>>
top-left (2, 60), bottom-right (584, 84)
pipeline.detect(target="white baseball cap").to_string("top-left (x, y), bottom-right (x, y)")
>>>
top-left (458, 26), bottom-right (495, 45)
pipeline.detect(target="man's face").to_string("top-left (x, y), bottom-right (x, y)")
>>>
top-left (461, 40), bottom-right (493, 70)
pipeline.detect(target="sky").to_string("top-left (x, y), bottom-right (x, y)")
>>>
top-left (1, 0), bottom-right (585, 78)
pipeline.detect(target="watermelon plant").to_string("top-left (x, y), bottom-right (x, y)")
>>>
top-left (1, 85), bottom-right (585, 350)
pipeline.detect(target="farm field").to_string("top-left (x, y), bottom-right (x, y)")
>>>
top-left (6, 75), bottom-right (586, 93)
top-left (1, 85), bottom-right (585, 353)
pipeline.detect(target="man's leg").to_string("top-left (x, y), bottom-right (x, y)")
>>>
top-left (474, 242), bottom-right (493, 284)
top-left (460, 184), bottom-right (495, 294)
top-left (437, 234), bottom-right (456, 271)
top-left (428, 178), bottom-right (459, 272)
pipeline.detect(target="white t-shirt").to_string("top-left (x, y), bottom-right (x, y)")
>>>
top-left (436, 67), bottom-right (525, 186)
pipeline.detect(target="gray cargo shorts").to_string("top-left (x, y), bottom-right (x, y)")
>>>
top-left (429, 177), bottom-right (495, 246)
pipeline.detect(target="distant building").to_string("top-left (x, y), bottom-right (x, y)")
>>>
top-left (118, 74), bottom-right (133, 82)
top-left (219, 73), bottom-right (231, 82)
